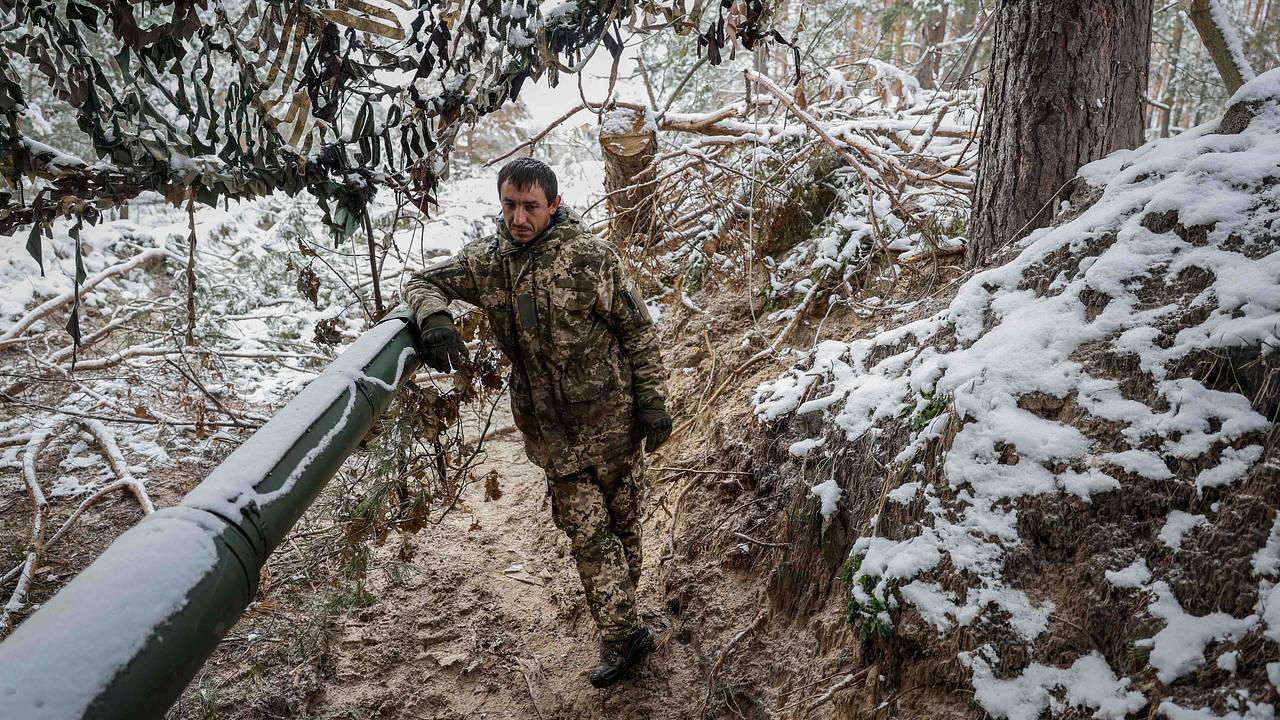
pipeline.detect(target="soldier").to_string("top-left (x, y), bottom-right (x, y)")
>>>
top-left (404, 157), bottom-right (672, 688)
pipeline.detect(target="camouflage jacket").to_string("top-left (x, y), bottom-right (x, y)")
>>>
top-left (404, 207), bottom-right (667, 479)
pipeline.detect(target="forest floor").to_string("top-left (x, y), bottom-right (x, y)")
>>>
top-left (170, 398), bottom-right (746, 720)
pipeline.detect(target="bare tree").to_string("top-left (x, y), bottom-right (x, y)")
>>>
top-left (968, 0), bottom-right (1153, 268)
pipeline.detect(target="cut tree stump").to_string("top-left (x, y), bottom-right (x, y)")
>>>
top-left (599, 106), bottom-right (658, 246)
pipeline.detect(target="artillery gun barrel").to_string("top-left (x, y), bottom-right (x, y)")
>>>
top-left (0, 307), bottom-right (421, 720)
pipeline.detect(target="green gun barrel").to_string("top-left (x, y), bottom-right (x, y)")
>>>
top-left (0, 307), bottom-right (421, 720)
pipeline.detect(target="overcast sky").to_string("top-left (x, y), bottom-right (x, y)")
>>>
top-left (515, 42), bottom-right (645, 130)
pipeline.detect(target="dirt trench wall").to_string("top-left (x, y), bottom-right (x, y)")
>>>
top-left (663, 78), bottom-right (1280, 719)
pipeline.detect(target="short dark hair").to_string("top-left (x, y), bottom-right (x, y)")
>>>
top-left (497, 157), bottom-right (558, 205)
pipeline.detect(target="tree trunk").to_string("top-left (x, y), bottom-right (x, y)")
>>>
top-left (948, 10), bottom-right (992, 90)
top-left (599, 107), bottom-right (658, 246)
top-left (915, 4), bottom-right (950, 90)
top-left (967, 0), bottom-right (1152, 268)
top-left (1161, 17), bottom-right (1185, 138)
top-left (1185, 0), bottom-right (1255, 95)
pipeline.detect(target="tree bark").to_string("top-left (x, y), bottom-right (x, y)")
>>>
top-left (1160, 17), bottom-right (1185, 138)
top-left (967, 0), bottom-right (1152, 268)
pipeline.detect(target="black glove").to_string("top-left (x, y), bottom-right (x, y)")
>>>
top-left (636, 407), bottom-right (673, 452)
top-left (419, 312), bottom-right (468, 373)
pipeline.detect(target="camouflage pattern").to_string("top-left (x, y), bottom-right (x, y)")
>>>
top-left (403, 207), bottom-right (667, 480)
top-left (404, 207), bottom-right (665, 641)
top-left (548, 465), bottom-right (643, 640)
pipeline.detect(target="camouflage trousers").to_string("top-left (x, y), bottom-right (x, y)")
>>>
top-left (547, 465), bottom-right (643, 642)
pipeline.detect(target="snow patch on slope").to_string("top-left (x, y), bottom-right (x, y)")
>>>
top-left (755, 69), bottom-right (1280, 714)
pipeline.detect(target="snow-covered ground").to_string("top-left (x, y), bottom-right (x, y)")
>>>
top-left (755, 69), bottom-right (1280, 718)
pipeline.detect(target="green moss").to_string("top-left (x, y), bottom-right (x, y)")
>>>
top-left (838, 555), bottom-right (857, 585)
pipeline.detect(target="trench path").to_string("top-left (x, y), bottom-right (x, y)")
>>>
top-left (313, 403), bottom-right (699, 719)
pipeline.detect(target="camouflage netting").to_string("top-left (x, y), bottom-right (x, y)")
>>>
top-left (0, 0), bottom-right (784, 338)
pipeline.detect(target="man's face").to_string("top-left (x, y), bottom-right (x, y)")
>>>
top-left (500, 180), bottom-right (561, 243)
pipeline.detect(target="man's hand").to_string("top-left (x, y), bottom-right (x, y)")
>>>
top-left (419, 313), bottom-right (468, 373)
top-left (635, 407), bottom-right (673, 452)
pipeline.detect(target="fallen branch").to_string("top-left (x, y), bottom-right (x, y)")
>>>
top-left (0, 399), bottom-right (261, 429)
top-left (697, 494), bottom-right (781, 547)
top-left (897, 243), bottom-right (965, 265)
top-left (648, 466), bottom-right (753, 477)
top-left (52, 344), bottom-right (328, 374)
top-left (703, 607), bottom-right (768, 714)
top-left (480, 424), bottom-right (518, 442)
top-left (1, 419), bottom-right (156, 603)
top-left (667, 276), bottom-right (825, 445)
top-left (163, 357), bottom-right (255, 428)
top-left (76, 418), bottom-right (156, 515)
top-left (810, 671), bottom-right (874, 711)
top-left (512, 657), bottom-right (546, 720)
top-left (777, 667), bottom-right (872, 713)
top-left (732, 531), bottom-right (788, 549)
top-left (0, 248), bottom-right (169, 347)
top-left (0, 420), bottom-right (67, 629)
top-left (46, 316), bottom-right (131, 364)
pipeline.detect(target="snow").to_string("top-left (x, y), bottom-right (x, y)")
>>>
top-left (1228, 68), bottom-right (1280, 106)
top-left (887, 481), bottom-right (922, 504)
top-left (788, 437), bottom-right (824, 457)
top-left (753, 68), bottom-right (1280, 711)
top-left (0, 232), bottom-right (171, 341)
top-left (965, 651), bottom-right (1146, 720)
top-left (808, 478), bottom-right (842, 519)
top-left (1159, 699), bottom-right (1276, 720)
top-left (898, 581), bottom-right (962, 630)
top-left (600, 107), bottom-right (638, 135)
top-left (0, 508), bottom-right (220, 719)
top-left (1195, 445), bottom-right (1264, 495)
top-left (1254, 516), bottom-right (1280, 577)
top-left (0, 146), bottom-right (588, 711)
top-left (184, 323), bottom-right (416, 519)
top-left (1057, 467), bottom-right (1120, 501)
top-left (1258, 581), bottom-right (1280, 643)
top-left (1206, 0), bottom-right (1256, 85)
top-left (1159, 511), bottom-right (1208, 550)
top-left (1139, 581), bottom-right (1257, 683)
top-left (1105, 558), bottom-right (1152, 589)
top-left (1103, 449), bottom-right (1174, 481)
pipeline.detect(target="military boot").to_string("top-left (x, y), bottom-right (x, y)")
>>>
top-left (589, 627), bottom-right (653, 688)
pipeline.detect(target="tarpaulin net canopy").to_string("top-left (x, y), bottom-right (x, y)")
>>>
top-left (0, 0), bottom-right (779, 236)
top-left (0, 0), bottom-right (779, 343)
